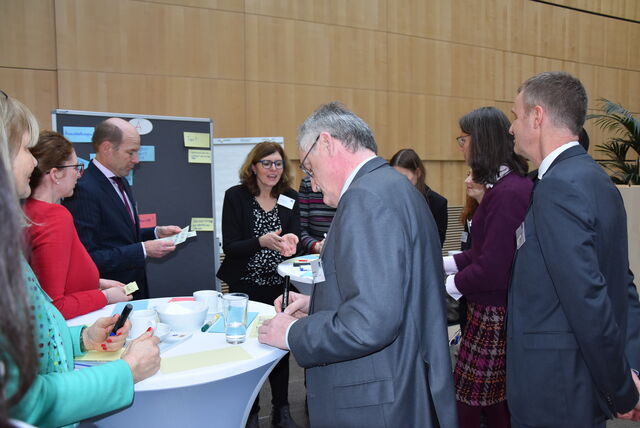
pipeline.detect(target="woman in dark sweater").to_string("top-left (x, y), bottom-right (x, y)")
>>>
top-left (389, 148), bottom-right (448, 245)
top-left (216, 142), bottom-right (301, 428)
top-left (443, 107), bottom-right (533, 428)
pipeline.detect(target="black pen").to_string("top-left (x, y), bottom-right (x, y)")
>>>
top-left (282, 275), bottom-right (290, 312)
top-left (110, 303), bottom-right (133, 336)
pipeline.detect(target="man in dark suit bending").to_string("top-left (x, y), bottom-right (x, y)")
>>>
top-left (258, 102), bottom-right (457, 427)
top-left (506, 71), bottom-right (640, 427)
top-left (64, 118), bottom-right (180, 299)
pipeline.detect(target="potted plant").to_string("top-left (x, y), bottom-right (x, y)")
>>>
top-left (587, 98), bottom-right (640, 185)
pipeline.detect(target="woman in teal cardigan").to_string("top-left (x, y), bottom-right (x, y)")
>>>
top-left (1, 94), bottom-right (161, 427)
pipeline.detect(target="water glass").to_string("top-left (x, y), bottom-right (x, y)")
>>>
top-left (223, 293), bottom-right (248, 344)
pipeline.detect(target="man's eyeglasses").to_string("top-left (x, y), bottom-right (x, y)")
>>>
top-left (256, 159), bottom-right (284, 170)
top-left (0, 89), bottom-right (8, 101)
top-left (52, 164), bottom-right (85, 175)
top-left (299, 134), bottom-right (320, 177)
top-left (456, 135), bottom-right (469, 147)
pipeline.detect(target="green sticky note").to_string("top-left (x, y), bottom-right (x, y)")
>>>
top-left (160, 346), bottom-right (252, 374)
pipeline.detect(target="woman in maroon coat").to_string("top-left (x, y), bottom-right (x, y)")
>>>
top-left (444, 107), bottom-right (533, 428)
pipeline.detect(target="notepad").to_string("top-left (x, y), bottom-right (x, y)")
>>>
top-left (75, 349), bottom-right (124, 362)
top-left (205, 312), bottom-right (259, 333)
top-left (248, 315), bottom-right (275, 338)
top-left (160, 346), bottom-right (252, 374)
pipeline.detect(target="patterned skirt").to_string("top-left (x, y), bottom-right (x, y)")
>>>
top-left (454, 301), bottom-right (507, 406)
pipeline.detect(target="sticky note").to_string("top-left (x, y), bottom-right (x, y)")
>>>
top-left (124, 281), bottom-right (139, 295)
top-left (206, 312), bottom-right (259, 333)
top-left (160, 346), bottom-right (252, 374)
top-left (138, 213), bottom-right (157, 228)
top-left (75, 349), bottom-right (124, 362)
top-left (183, 132), bottom-right (210, 148)
top-left (249, 315), bottom-right (275, 338)
top-left (188, 149), bottom-right (211, 164)
top-left (138, 145), bottom-right (155, 162)
top-left (63, 126), bottom-right (94, 143)
top-left (191, 217), bottom-right (214, 231)
top-left (168, 297), bottom-right (195, 302)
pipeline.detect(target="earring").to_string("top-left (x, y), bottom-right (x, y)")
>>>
top-left (55, 180), bottom-right (60, 185)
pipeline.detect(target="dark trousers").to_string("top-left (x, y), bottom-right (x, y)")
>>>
top-left (230, 280), bottom-right (292, 413)
top-left (457, 400), bottom-right (511, 428)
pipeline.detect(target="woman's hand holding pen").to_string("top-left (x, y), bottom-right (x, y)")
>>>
top-left (83, 314), bottom-right (131, 352)
top-left (122, 331), bottom-right (161, 383)
top-left (274, 291), bottom-right (309, 319)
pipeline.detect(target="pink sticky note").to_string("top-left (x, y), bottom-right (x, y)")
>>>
top-left (168, 297), bottom-right (195, 302)
top-left (139, 213), bottom-right (157, 228)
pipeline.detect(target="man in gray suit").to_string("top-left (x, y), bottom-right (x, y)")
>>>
top-left (507, 71), bottom-right (640, 427)
top-left (259, 102), bottom-right (457, 427)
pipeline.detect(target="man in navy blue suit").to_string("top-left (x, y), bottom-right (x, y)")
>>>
top-left (63, 118), bottom-right (180, 299)
top-left (506, 72), bottom-right (640, 427)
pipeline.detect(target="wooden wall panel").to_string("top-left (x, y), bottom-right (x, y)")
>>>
top-left (55, 0), bottom-right (244, 79)
top-left (245, 82), bottom-right (388, 160)
top-left (57, 71), bottom-right (246, 138)
top-left (0, 0), bottom-right (56, 69)
top-left (0, 68), bottom-right (58, 131)
top-left (388, 34), bottom-right (504, 100)
top-left (424, 160), bottom-right (469, 207)
top-left (245, 0), bottom-right (387, 31)
top-left (387, 92), bottom-right (488, 162)
top-left (4, 0), bottom-right (637, 210)
top-left (138, 0), bottom-right (244, 12)
top-left (245, 15), bottom-right (387, 90)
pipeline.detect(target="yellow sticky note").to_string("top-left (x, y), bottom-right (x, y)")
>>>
top-left (124, 281), bottom-right (139, 295)
top-left (160, 346), bottom-right (252, 374)
top-left (191, 217), bottom-right (214, 231)
top-left (188, 149), bottom-right (212, 164)
top-left (183, 132), bottom-right (210, 148)
top-left (75, 349), bottom-right (124, 362)
top-left (248, 315), bottom-right (275, 338)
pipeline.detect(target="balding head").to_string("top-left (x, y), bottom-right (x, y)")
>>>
top-left (92, 117), bottom-right (141, 177)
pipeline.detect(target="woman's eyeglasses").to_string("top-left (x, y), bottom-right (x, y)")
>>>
top-left (256, 160), bottom-right (284, 170)
top-left (52, 164), bottom-right (85, 174)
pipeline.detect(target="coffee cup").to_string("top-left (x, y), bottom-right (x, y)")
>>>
top-left (129, 309), bottom-right (158, 339)
top-left (193, 289), bottom-right (223, 313)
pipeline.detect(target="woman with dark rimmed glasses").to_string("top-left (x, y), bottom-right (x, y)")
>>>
top-left (24, 131), bottom-right (132, 320)
top-left (217, 141), bottom-right (301, 428)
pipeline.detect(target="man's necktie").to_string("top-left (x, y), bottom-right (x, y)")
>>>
top-left (111, 176), bottom-right (135, 226)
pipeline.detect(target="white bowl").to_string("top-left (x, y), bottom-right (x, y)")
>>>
top-left (156, 301), bottom-right (207, 332)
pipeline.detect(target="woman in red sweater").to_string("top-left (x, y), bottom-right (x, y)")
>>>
top-left (24, 131), bottom-right (131, 319)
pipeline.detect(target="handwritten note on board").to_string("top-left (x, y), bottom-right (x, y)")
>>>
top-left (188, 149), bottom-right (212, 164)
top-left (183, 132), bottom-right (210, 148)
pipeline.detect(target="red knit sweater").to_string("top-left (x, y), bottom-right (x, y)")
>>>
top-left (24, 198), bottom-right (107, 319)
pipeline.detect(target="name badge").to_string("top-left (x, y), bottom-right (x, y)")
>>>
top-left (310, 258), bottom-right (326, 283)
top-left (277, 194), bottom-right (295, 210)
top-left (460, 231), bottom-right (468, 243)
top-left (516, 222), bottom-right (526, 249)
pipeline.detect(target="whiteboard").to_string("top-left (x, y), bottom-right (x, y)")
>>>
top-left (213, 137), bottom-right (284, 248)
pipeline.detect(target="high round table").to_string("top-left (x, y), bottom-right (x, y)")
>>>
top-left (68, 298), bottom-right (286, 428)
top-left (276, 254), bottom-right (319, 295)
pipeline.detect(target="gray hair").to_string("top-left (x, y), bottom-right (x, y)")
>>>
top-left (297, 102), bottom-right (377, 153)
top-left (518, 71), bottom-right (587, 135)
